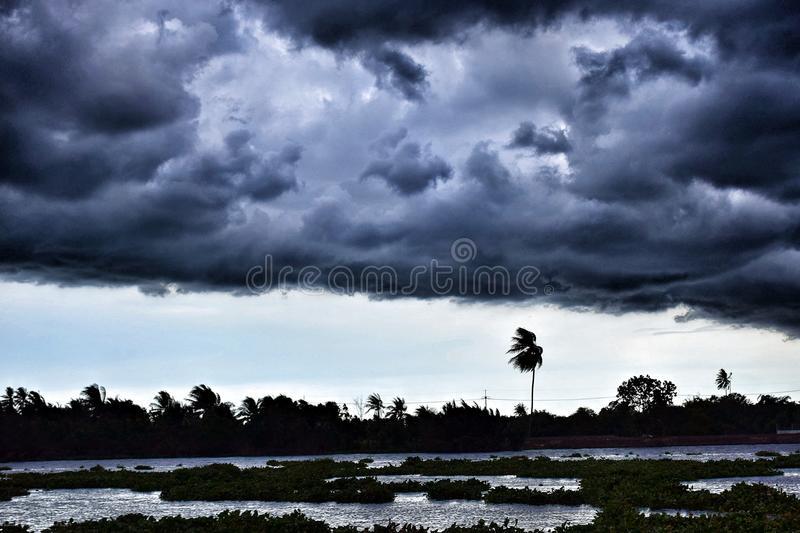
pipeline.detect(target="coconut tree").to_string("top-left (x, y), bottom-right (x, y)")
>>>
top-left (366, 393), bottom-right (384, 419)
top-left (415, 405), bottom-right (436, 417)
top-left (13, 387), bottom-right (30, 413)
top-left (187, 384), bottom-right (222, 417)
top-left (716, 369), bottom-right (733, 395)
top-left (387, 397), bottom-right (407, 422)
top-left (80, 384), bottom-right (107, 412)
top-left (149, 391), bottom-right (183, 421)
top-left (513, 403), bottom-right (528, 417)
top-left (507, 327), bottom-right (544, 434)
top-left (0, 387), bottom-right (15, 415)
top-left (238, 396), bottom-right (262, 424)
top-left (25, 391), bottom-right (48, 415)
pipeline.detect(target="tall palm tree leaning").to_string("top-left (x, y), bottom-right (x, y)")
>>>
top-left (716, 369), bottom-right (732, 395)
top-left (387, 397), bottom-right (407, 422)
top-left (366, 393), bottom-right (384, 419)
top-left (507, 327), bottom-right (544, 435)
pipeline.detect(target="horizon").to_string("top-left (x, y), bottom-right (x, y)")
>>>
top-left (2, 281), bottom-right (796, 416)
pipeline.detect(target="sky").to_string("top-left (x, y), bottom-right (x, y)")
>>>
top-left (1, 1), bottom-right (799, 414)
top-left (2, 281), bottom-right (798, 415)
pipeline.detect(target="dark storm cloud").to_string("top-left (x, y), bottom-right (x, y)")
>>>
top-left (362, 46), bottom-right (429, 101)
top-left (464, 142), bottom-right (511, 193)
top-left (0, 1), bottom-right (239, 198)
top-left (506, 122), bottom-right (571, 154)
top-left (224, 133), bottom-right (303, 200)
top-left (570, 31), bottom-right (711, 129)
top-left (2, 0), bottom-right (800, 338)
top-left (254, 0), bottom-right (800, 61)
top-left (369, 127), bottom-right (408, 157)
top-left (573, 32), bottom-right (709, 93)
top-left (360, 141), bottom-right (452, 195)
top-left (664, 74), bottom-right (800, 199)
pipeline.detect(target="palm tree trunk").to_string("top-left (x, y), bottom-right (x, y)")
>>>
top-left (528, 368), bottom-right (536, 436)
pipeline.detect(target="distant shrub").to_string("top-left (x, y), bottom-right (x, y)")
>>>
top-left (425, 479), bottom-right (489, 500)
top-left (0, 523), bottom-right (30, 532)
top-left (754, 450), bottom-right (781, 457)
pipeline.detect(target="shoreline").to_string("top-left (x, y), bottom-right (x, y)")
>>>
top-left (3, 434), bottom-right (800, 465)
top-left (524, 433), bottom-right (800, 449)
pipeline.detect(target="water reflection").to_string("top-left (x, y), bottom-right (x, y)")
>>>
top-left (0, 489), bottom-right (598, 532)
top-left (365, 475), bottom-right (580, 491)
top-left (3, 444), bottom-right (799, 473)
top-left (684, 468), bottom-right (800, 495)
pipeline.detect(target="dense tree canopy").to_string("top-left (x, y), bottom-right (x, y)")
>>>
top-left (612, 375), bottom-right (678, 413)
top-left (0, 380), bottom-right (798, 461)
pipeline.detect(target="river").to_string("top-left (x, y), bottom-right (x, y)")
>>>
top-left (1, 444), bottom-right (799, 531)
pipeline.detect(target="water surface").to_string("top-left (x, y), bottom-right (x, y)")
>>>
top-left (3, 443), bottom-right (798, 473)
top-left (3, 444), bottom-right (799, 531)
top-left (0, 489), bottom-right (597, 532)
top-left (367, 475), bottom-right (580, 490)
top-left (684, 468), bottom-right (800, 495)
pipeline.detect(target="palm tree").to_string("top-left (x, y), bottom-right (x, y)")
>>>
top-left (513, 403), bottom-right (528, 417)
top-left (25, 391), bottom-right (48, 414)
top-left (415, 405), bottom-right (436, 417)
top-left (80, 384), bottom-right (106, 412)
top-left (716, 369), bottom-right (733, 395)
top-left (187, 384), bottom-right (221, 417)
top-left (366, 393), bottom-right (384, 419)
top-left (13, 387), bottom-right (30, 413)
top-left (387, 397), bottom-right (407, 421)
top-left (238, 396), bottom-right (262, 424)
top-left (150, 391), bottom-right (181, 419)
top-left (0, 387), bottom-right (15, 414)
top-left (507, 327), bottom-right (544, 434)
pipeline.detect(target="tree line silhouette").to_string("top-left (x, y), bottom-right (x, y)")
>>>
top-left (1, 377), bottom-right (799, 461)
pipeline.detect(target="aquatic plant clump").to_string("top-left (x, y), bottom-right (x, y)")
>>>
top-left (2, 455), bottom-right (800, 531)
top-left (424, 479), bottom-right (490, 500)
top-left (484, 487), bottom-right (587, 506)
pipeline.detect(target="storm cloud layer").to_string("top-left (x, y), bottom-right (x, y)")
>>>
top-left (1, 1), bottom-right (799, 335)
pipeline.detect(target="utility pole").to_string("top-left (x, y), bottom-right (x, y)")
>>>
top-left (483, 389), bottom-right (488, 410)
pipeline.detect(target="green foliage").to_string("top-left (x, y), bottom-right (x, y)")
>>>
top-left (754, 450), bottom-right (781, 457)
top-left (0, 524), bottom-right (31, 533)
top-left (485, 486), bottom-right (586, 505)
top-left (507, 327), bottom-right (543, 373)
top-left (773, 452), bottom-right (800, 468)
top-left (612, 375), bottom-right (677, 412)
top-left (424, 479), bottom-right (490, 500)
top-left (3, 381), bottom-right (800, 460)
top-left (0, 484), bottom-right (29, 501)
top-left (573, 503), bottom-right (800, 532)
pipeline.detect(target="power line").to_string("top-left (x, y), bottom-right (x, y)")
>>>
top-left (338, 388), bottom-right (800, 407)
top-left (488, 395), bottom-right (615, 402)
